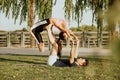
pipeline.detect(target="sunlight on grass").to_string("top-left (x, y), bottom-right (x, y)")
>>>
top-left (0, 54), bottom-right (119, 80)
top-left (111, 39), bottom-right (120, 63)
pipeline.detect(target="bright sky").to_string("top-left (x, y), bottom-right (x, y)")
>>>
top-left (0, 0), bottom-right (94, 31)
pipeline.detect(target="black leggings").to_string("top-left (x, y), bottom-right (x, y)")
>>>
top-left (31, 19), bottom-right (50, 44)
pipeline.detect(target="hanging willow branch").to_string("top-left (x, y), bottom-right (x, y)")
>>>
top-left (74, 0), bottom-right (84, 27)
top-left (0, 0), bottom-right (53, 24)
top-left (34, 0), bottom-right (52, 20)
top-left (64, 0), bottom-right (74, 22)
top-left (64, 0), bottom-right (88, 27)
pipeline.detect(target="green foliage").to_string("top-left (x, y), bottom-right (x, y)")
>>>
top-left (0, 30), bottom-right (6, 32)
top-left (0, 0), bottom-right (119, 45)
top-left (10, 33), bottom-right (20, 44)
top-left (111, 39), bottom-right (120, 63)
top-left (35, 0), bottom-right (52, 19)
top-left (64, 0), bottom-right (74, 22)
top-left (73, 0), bottom-right (84, 26)
top-left (70, 25), bottom-right (97, 32)
top-left (70, 25), bottom-right (110, 32)
top-left (0, 0), bottom-right (53, 24)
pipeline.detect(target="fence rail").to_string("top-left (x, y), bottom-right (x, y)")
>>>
top-left (0, 31), bottom-right (113, 48)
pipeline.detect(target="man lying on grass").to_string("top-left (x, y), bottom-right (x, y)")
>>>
top-left (47, 39), bottom-right (88, 67)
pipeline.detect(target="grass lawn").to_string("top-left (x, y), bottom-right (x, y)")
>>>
top-left (0, 54), bottom-right (119, 80)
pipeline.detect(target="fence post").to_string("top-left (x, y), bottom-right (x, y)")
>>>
top-left (7, 32), bottom-right (11, 47)
top-left (21, 32), bottom-right (25, 47)
top-left (81, 32), bottom-right (87, 47)
top-left (87, 38), bottom-right (90, 48)
top-left (82, 32), bottom-right (85, 47)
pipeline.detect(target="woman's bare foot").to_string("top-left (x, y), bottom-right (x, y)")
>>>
top-left (38, 43), bottom-right (45, 52)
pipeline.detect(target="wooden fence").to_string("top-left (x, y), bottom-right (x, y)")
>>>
top-left (0, 31), bottom-right (111, 48)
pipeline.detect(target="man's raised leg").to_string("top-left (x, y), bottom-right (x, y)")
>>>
top-left (46, 24), bottom-right (58, 55)
top-left (69, 40), bottom-right (75, 64)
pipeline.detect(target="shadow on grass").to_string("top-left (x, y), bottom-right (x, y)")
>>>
top-left (0, 57), bottom-right (47, 66)
top-left (0, 53), bottom-right (48, 57)
top-left (0, 54), bottom-right (47, 66)
top-left (87, 57), bottom-right (103, 61)
top-left (0, 58), bottom-right (47, 65)
top-left (0, 53), bottom-right (112, 67)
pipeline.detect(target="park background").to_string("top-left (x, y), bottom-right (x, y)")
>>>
top-left (0, 0), bottom-right (120, 80)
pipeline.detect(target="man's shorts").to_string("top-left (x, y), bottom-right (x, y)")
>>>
top-left (53, 59), bottom-right (69, 67)
top-left (47, 54), bottom-right (59, 66)
top-left (53, 59), bottom-right (77, 67)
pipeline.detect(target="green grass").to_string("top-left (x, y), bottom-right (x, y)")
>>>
top-left (0, 54), bottom-right (119, 80)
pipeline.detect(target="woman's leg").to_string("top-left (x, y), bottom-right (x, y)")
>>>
top-left (30, 24), bottom-right (44, 52)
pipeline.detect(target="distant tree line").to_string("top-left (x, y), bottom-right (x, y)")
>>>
top-left (70, 25), bottom-right (108, 32)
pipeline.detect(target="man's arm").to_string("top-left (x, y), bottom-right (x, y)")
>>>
top-left (69, 40), bottom-right (80, 66)
top-left (69, 40), bottom-right (75, 64)
top-left (74, 40), bottom-right (80, 59)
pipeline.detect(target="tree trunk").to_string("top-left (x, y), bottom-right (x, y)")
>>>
top-left (29, 0), bottom-right (34, 48)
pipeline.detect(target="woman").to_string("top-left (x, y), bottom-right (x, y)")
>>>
top-left (30, 18), bottom-right (76, 52)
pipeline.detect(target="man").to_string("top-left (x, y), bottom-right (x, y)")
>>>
top-left (30, 18), bottom-right (77, 52)
top-left (47, 39), bottom-right (88, 67)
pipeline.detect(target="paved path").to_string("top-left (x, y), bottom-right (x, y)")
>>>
top-left (0, 47), bottom-right (111, 56)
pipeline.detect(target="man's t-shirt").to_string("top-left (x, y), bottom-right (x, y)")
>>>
top-left (47, 55), bottom-right (77, 67)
